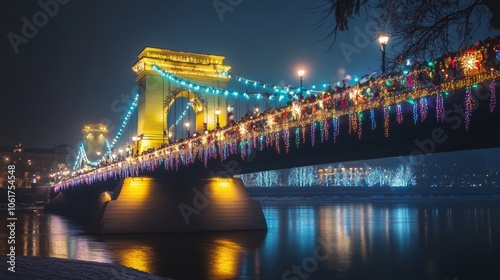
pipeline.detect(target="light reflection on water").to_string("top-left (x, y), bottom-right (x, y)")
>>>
top-left (1, 201), bottom-right (500, 280)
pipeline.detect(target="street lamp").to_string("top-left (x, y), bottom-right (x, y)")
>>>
top-left (215, 108), bottom-right (221, 129)
top-left (378, 34), bottom-right (389, 73)
top-left (185, 121), bottom-right (191, 138)
top-left (132, 136), bottom-right (137, 156)
top-left (132, 135), bottom-right (142, 155)
top-left (297, 70), bottom-right (305, 99)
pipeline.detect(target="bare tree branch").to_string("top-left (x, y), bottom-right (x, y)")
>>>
top-left (314, 0), bottom-right (498, 65)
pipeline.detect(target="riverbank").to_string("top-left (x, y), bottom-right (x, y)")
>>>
top-left (0, 256), bottom-right (170, 280)
top-left (247, 186), bottom-right (500, 202)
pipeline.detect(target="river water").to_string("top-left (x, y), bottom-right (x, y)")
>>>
top-left (1, 201), bottom-right (500, 280)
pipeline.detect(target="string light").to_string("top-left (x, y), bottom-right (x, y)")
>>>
top-left (370, 108), bottom-right (376, 130)
top-left (348, 113), bottom-right (353, 134)
top-left (72, 144), bottom-right (83, 170)
top-left (419, 98), bottom-right (428, 122)
top-left (174, 105), bottom-right (191, 126)
top-left (465, 86), bottom-right (473, 131)
top-left (154, 65), bottom-right (281, 100)
top-left (353, 113), bottom-right (359, 134)
top-left (228, 72), bottom-right (290, 94)
top-left (333, 117), bottom-right (339, 143)
top-left (412, 99), bottom-right (419, 124)
top-left (357, 112), bottom-right (363, 139)
top-left (323, 119), bottom-right (329, 142)
top-left (302, 125), bottom-right (306, 144)
top-left (384, 106), bottom-right (390, 137)
top-left (275, 132), bottom-right (281, 154)
top-left (295, 127), bottom-right (300, 148)
top-left (319, 120), bottom-right (325, 143)
top-left (311, 122), bottom-right (316, 147)
top-left (396, 104), bottom-right (403, 124)
top-left (490, 81), bottom-right (496, 113)
top-left (247, 139), bottom-right (252, 158)
top-left (283, 129), bottom-right (290, 153)
top-left (436, 93), bottom-right (445, 122)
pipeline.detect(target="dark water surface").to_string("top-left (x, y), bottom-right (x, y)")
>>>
top-left (1, 201), bottom-right (500, 280)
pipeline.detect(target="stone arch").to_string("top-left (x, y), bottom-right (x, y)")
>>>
top-left (164, 89), bottom-right (207, 137)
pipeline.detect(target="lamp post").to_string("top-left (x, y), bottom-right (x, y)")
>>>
top-left (215, 108), bottom-right (221, 129)
top-left (378, 34), bottom-right (389, 73)
top-left (132, 134), bottom-right (142, 156)
top-left (185, 121), bottom-right (191, 138)
top-left (132, 136), bottom-right (137, 156)
top-left (297, 70), bottom-right (305, 99)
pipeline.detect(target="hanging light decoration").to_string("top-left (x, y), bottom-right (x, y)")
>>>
top-left (295, 127), bottom-right (300, 148)
top-left (333, 117), bottom-right (339, 143)
top-left (370, 108), bottom-right (376, 130)
top-left (490, 81), bottom-right (496, 113)
top-left (436, 93), bottom-right (445, 122)
top-left (419, 97), bottom-right (428, 122)
top-left (465, 86), bottom-right (473, 131)
top-left (311, 122), bottom-right (316, 147)
top-left (396, 104), bottom-right (403, 124)
top-left (412, 99), bottom-right (419, 124)
top-left (357, 112), bottom-right (363, 139)
top-left (282, 128), bottom-right (290, 153)
top-left (384, 106), bottom-right (390, 137)
top-left (323, 119), bottom-right (329, 142)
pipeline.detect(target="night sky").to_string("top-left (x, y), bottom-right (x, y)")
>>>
top-left (0, 0), bottom-right (498, 162)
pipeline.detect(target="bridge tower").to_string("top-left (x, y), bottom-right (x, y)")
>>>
top-left (132, 47), bottom-right (231, 152)
top-left (82, 123), bottom-right (108, 163)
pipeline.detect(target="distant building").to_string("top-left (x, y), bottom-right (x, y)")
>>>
top-left (317, 166), bottom-right (366, 186)
top-left (0, 145), bottom-right (72, 188)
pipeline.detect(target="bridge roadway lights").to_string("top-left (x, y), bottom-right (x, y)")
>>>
top-left (47, 175), bottom-right (267, 233)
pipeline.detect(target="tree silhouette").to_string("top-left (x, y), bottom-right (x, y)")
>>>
top-left (313, 0), bottom-right (499, 66)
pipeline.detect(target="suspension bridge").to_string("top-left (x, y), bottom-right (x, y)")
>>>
top-left (46, 37), bottom-right (500, 233)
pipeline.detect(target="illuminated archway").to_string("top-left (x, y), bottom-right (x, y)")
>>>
top-left (164, 89), bottom-right (206, 141)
